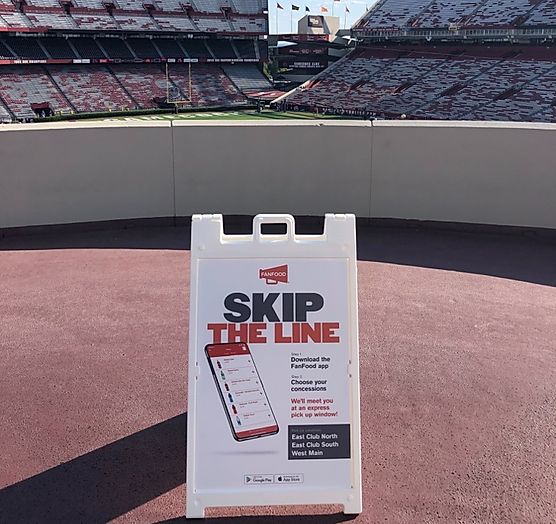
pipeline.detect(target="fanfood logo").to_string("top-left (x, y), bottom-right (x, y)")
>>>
top-left (259, 265), bottom-right (288, 285)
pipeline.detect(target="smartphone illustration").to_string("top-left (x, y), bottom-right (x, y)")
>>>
top-left (205, 342), bottom-right (279, 441)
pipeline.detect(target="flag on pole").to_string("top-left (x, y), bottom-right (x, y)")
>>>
top-left (292, 4), bottom-right (299, 9)
top-left (305, 5), bottom-right (310, 10)
top-left (277, 2), bottom-right (283, 8)
top-left (320, 5), bottom-right (328, 12)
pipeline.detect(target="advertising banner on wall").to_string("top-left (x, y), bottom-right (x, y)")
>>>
top-left (186, 214), bottom-right (362, 518)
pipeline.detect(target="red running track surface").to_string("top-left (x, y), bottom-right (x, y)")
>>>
top-left (0, 223), bottom-right (555, 523)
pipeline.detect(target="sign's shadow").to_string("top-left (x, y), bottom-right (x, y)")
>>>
top-left (0, 413), bottom-right (186, 523)
top-left (0, 413), bottom-right (353, 523)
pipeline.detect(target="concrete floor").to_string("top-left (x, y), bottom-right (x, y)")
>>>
top-left (0, 223), bottom-right (555, 523)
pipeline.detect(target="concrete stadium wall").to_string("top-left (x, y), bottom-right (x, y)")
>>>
top-left (173, 121), bottom-right (372, 217)
top-left (371, 121), bottom-right (556, 229)
top-left (0, 121), bottom-right (174, 228)
top-left (1, 120), bottom-right (555, 230)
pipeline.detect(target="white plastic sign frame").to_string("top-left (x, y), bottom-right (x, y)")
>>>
top-left (187, 214), bottom-right (362, 518)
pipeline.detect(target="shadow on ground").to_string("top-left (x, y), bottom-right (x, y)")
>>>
top-left (0, 414), bottom-right (186, 523)
top-left (1, 219), bottom-right (554, 287)
top-left (158, 514), bottom-right (358, 523)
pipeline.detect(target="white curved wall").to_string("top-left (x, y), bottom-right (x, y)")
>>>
top-left (0, 120), bottom-right (555, 230)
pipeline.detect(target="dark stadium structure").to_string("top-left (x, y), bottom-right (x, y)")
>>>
top-left (0, 0), bottom-right (271, 121)
top-left (279, 0), bottom-right (556, 122)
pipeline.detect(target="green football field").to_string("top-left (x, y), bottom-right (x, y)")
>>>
top-left (98, 110), bottom-right (345, 121)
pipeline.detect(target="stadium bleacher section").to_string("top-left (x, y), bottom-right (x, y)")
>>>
top-left (524, 0), bottom-right (556, 26)
top-left (49, 65), bottom-right (135, 112)
top-left (40, 37), bottom-right (78, 59)
top-left (283, 47), bottom-right (556, 122)
top-left (353, 0), bottom-right (556, 35)
top-left (167, 62), bottom-right (247, 105)
top-left (278, 0), bottom-right (556, 122)
top-left (222, 63), bottom-right (271, 90)
top-left (0, 62), bottom-right (264, 119)
top-left (68, 37), bottom-right (107, 58)
top-left (413, 1), bottom-right (483, 29)
top-left (0, 0), bottom-right (269, 121)
top-left (0, 66), bottom-right (72, 119)
top-left (110, 63), bottom-right (170, 107)
top-left (0, 0), bottom-right (267, 33)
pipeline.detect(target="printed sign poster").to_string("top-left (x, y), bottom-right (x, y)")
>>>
top-left (194, 257), bottom-right (352, 491)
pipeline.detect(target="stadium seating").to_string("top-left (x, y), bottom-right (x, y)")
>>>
top-left (0, 101), bottom-right (12, 122)
top-left (231, 17), bottom-right (266, 32)
top-left (113, 14), bottom-right (160, 31)
top-left (0, 62), bottom-right (254, 119)
top-left (25, 12), bottom-right (78, 29)
top-left (126, 38), bottom-right (162, 58)
top-left (357, 0), bottom-right (432, 29)
top-left (420, 59), bottom-right (554, 118)
top-left (73, 0), bottom-right (107, 8)
top-left (0, 40), bottom-right (14, 59)
top-left (167, 63), bottom-right (247, 105)
top-left (180, 38), bottom-right (213, 58)
top-left (154, 15), bottom-right (199, 31)
top-left (0, 0), bottom-right (267, 122)
top-left (355, 0), bottom-right (556, 31)
top-left (524, 0), bottom-right (556, 26)
top-left (378, 57), bottom-right (494, 115)
top-left (533, 105), bottom-right (556, 123)
top-left (3, 37), bottom-right (47, 59)
top-left (0, 66), bottom-right (72, 119)
top-left (156, 0), bottom-right (188, 11)
top-left (230, 0), bottom-right (264, 14)
top-left (209, 39), bottom-right (238, 58)
top-left (0, 4), bottom-right (267, 33)
top-left (190, 0), bottom-right (226, 13)
top-left (415, 1), bottom-right (482, 28)
top-left (233, 38), bottom-right (256, 58)
top-left (117, 0), bottom-right (155, 10)
top-left (68, 37), bottom-right (106, 58)
top-left (49, 65), bottom-right (136, 112)
top-left (464, 69), bottom-right (556, 121)
top-left (193, 17), bottom-right (234, 32)
top-left (154, 38), bottom-right (188, 58)
top-left (284, 47), bottom-right (556, 122)
top-left (257, 40), bottom-right (267, 60)
top-left (0, 11), bottom-right (34, 30)
top-left (39, 37), bottom-right (78, 59)
top-left (110, 63), bottom-right (170, 107)
top-left (293, 0), bottom-right (556, 123)
top-left (26, 0), bottom-right (61, 7)
top-left (73, 13), bottom-right (120, 31)
top-left (221, 63), bottom-right (271, 90)
top-left (467, 0), bottom-right (535, 27)
top-left (96, 37), bottom-right (135, 58)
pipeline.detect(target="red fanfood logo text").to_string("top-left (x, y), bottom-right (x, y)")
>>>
top-left (259, 265), bottom-right (288, 285)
